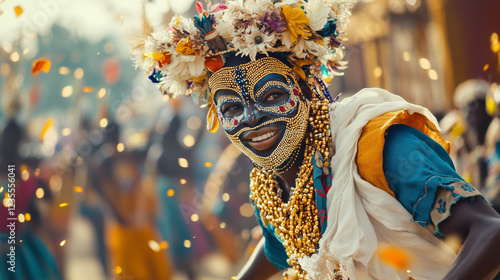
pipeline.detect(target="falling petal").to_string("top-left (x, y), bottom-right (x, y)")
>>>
top-left (39, 118), bottom-right (53, 141)
top-left (378, 244), bottom-right (411, 270)
top-left (83, 86), bottom-right (94, 93)
top-left (14, 6), bottom-right (23, 17)
top-left (103, 58), bottom-right (120, 85)
top-left (159, 241), bottom-right (169, 250)
top-left (32, 58), bottom-right (51, 75)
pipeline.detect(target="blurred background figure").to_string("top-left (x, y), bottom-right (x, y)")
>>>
top-left (452, 79), bottom-right (493, 189)
top-left (147, 98), bottom-right (203, 279)
top-left (87, 137), bottom-right (173, 280)
top-left (484, 83), bottom-right (500, 212)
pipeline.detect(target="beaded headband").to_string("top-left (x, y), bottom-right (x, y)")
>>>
top-left (209, 57), bottom-right (295, 100)
top-left (133, 0), bottom-right (355, 105)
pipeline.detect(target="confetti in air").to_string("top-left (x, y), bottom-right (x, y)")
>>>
top-left (39, 118), bottom-right (53, 141)
top-left (83, 86), bottom-right (94, 92)
top-left (377, 243), bottom-right (412, 271)
top-left (14, 6), bottom-right (23, 17)
top-left (32, 58), bottom-right (51, 75)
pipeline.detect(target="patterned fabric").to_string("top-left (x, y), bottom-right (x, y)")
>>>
top-left (313, 151), bottom-right (333, 234)
top-left (383, 124), bottom-right (482, 238)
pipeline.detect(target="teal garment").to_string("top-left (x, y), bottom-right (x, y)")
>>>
top-left (252, 151), bottom-right (332, 270)
top-left (0, 228), bottom-right (62, 280)
top-left (155, 176), bottom-right (193, 262)
top-left (383, 124), bottom-right (482, 238)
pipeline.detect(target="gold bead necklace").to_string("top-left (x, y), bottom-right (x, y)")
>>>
top-left (250, 97), bottom-right (332, 279)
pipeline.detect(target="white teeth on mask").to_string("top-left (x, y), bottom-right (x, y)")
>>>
top-left (251, 131), bottom-right (276, 142)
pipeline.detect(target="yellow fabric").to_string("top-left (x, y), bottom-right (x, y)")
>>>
top-left (107, 224), bottom-right (172, 280)
top-left (356, 109), bottom-right (450, 197)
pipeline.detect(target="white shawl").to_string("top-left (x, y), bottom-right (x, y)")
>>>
top-left (298, 88), bottom-right (456, 280)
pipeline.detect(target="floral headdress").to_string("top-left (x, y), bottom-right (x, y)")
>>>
top-left (134, 0), bottom-right (355, 106)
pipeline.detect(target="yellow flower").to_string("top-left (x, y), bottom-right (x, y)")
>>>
top-left (176, 37), bottom-right (197, 56)
top-left (192, 75), bottom-right (205, 83)
top-left (282, 5), bottom-right (311, 43)
top-left (292, 58), bottom-right (313, 80)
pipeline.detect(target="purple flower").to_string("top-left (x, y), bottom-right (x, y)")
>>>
top-left (260, 11), bottom-right (286, 33)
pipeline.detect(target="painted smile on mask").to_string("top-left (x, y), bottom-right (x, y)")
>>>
top-left (242, 123), bottom-right (283, 151)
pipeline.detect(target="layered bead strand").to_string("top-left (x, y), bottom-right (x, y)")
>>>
top-left (249, 97), bottom-right (332, 279)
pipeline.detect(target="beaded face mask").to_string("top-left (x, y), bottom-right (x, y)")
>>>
top-left (209, 57), bottom-right (310, 172)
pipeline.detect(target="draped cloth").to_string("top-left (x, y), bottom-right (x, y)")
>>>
top-left (298, 88), bottom-right (456, 280)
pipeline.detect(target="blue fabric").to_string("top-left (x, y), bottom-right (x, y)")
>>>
top-left (313, 152), bottom-right (332, 234)
top-left (383, 124), bottom-right (481, 238)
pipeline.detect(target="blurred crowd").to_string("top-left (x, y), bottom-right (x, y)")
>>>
top-left (0, 93), bottom-right (265, 279)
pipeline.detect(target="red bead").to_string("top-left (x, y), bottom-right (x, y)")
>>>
top-left (293, 88), bottom-right (299, 96)
top-left (279, 106), bottom-right (285, 112)
top-left (290, 100), bottom-right (295, 106)
top-left (234, 119), bottom-right (238, 125)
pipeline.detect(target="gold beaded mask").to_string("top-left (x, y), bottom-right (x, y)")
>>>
top-left (209, 57), bottom-right (310, 171)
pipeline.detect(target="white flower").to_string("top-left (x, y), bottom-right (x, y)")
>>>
top-left (169, 53), bottom-right (205, 78)
top-left (226, 0), bottom-right (244, 10)
top-left (292, 38), bottom-right (307, 59)
top-left (169, 16), bottom-right (199, 37)
top-left (281, 30), bottom-right (293, 49)
top-left (244, 0), bottom-right (273, 17)
top-left (160, 74), bottom-right (188, 97)
top-left (304, 0), bottom-right (330, 31)
top-left (235, 25), bottom-right (274, 60)
top-left (216, 11), bottom-right (236, 42)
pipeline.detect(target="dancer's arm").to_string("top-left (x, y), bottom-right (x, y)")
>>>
top-left (440, 198), bottom-right (500, 280)
top-left (236, 237), bottom-right (281, 280)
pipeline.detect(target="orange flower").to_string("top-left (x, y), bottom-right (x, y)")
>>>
top-left (144, 52), bottom-right (171, 66)
top-left (32, 58), bottom-right (51, 75)
top-left (176, 37), bottom-right (197, 56)
top-left (282, 5), bottom-right (311, 43)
